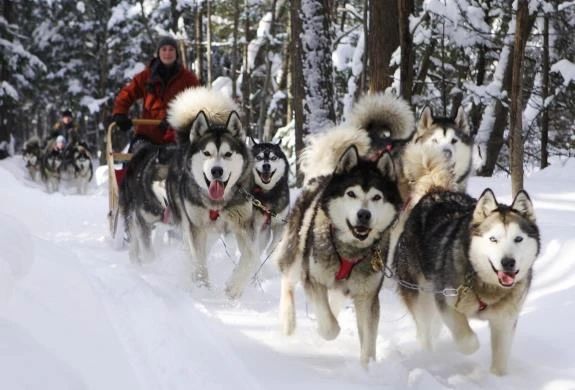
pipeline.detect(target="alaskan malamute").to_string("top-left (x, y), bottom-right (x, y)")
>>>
top-left (166, 87), bottom-right (256, 299)
top-left (23, 137), bottom-right (43, 182)
top-left (276, 146), bottom-right (402, 365)
top-left (61, 143), bottom-right (93, 194)
top-left (249, 138), bottom-right (290, 255)
top-left (393, 188), bottom-right (540, 375)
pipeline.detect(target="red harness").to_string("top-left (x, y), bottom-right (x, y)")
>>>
top-left (478, 298), bottom-right (488, 312)
top-left (209, 209), bottom-right (220, 221)
top-left (335, 256), bottom-right (362, 280)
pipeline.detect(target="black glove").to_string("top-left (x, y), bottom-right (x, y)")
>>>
top-left (113, 114), bottom-right (132, 132)
top-left (159, 118), bottom-right (170, 133)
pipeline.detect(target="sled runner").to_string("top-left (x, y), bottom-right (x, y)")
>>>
top-left (106, 118), bottom-right (161, 239)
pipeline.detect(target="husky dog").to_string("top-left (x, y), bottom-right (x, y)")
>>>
top-left (166, 87), bottom-right (256, 299)
top-left (393, 188), bottom-right (540, 375)
top-left (412, 106), bottom-right (473, 191)
top-left (276, 146), bottom-right (402, 365)
top-left (40, 145), bottom-right (63, 193)
top-left (61, 143), bottom-right (93, 194)
top-left (23, 137), bottom-right (43, 182)
top-left (300, 92), bottom-right (415, 186)
top-left (120, 144), bottom-right (176, 263)
top-left (249, 138), bottom-right (290, 255)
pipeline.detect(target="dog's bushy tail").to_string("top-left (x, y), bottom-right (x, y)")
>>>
top-left (402, 143), bottom-right (458, 207)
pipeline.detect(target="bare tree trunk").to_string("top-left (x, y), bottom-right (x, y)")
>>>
top-left (541, 14), bottom-right (549, 169)
top-left (509, 0), bottom-right (529, 195)
top-left (397, 0), bottom-right (413, 102)
top-left (469, 43), bottom-right (487, 134)
top-left (194, 4), bottom-right (204, 83)
top-left (0, 0), bottom-right (14, 143)
top-left (206, 0), bottom-right (212, 85)
top-left (291, 0), bottom-right (305, 185)
top-left (412, 40), bottom-right (434, 97)
top-left (231, 0), bottom-right (240, 100)
top-left (258, 0), bottom-right (278, 141)
top-left (368, 0), bottom-right (399, 92)
top-left (359, 0), bottom-right (368, 94)
top-left (169, 0), bottom-right (180, 33)
top-left (241, 0), bottom-right (252, 131)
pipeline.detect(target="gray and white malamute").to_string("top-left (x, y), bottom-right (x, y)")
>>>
top-left (276, 146), bottom-right (402, 365)
top-left (119, 143), bottom-right (176, 263)
top-left (249, 138), bottom-right (289, 255)
top-left (61, 143), bottom-right (93, 194)
top-left (23, 137), bottom-right (43, 182)
top-left (412, 106), bottom-right (473, 190)
top-left (393, 188), bottom-right (540, 375)
top-left (40, 146), bottom-right (63, 193)
top-left (166, 87), bottom-right (256, 299)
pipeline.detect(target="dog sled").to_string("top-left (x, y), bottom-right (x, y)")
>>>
top-left (106, 119), bottom-right (161, 239)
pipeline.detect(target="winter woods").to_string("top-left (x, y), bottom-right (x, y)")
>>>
top-left (1, 0), bottom-right (574, 177)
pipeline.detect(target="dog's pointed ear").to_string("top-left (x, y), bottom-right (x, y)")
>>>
top-left (189, 111), bottom-right (209, 143)
top-left (274, 138), bottom-right (282, 146)
top-left (376, 152), bottom-right (395, 180)
top-left (335, 145), bottom-right (359, 174)
top-left (473, 188), bottom-right (498, 222)
top-left (454, 106), bottom-right (470, 135)
top-left (226, 111), bottom-right (245, 139)
top-left (419, 106), bottom-right (434, 130)
top-left (511, 190), bottom-right (536, 223)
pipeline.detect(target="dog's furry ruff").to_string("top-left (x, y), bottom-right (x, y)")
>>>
top-left (300, 93), bottom-right (414, 184)
top-left (167, 87), bottom-right (240, 143)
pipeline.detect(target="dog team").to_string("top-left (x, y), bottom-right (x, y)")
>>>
top-left (114, 87), bottom-right (539, 376)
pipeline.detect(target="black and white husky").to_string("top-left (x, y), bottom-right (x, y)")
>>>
top-left (119, 143), bottom-right (176, 263)
top-left (166, 87), bottom-right (256, 299)
top-left (249, 138), bottom-right (289, 255)
top-left (40, 145), bottom-right (63, 193)
top-left (275, 146), bottom-right (402, 366)
top-left (23, 137), bottom-right (42, 182)
top-left (61, 143), bottom-right (93, 194)
top-left (394, 187), bottom-right (540, 375)
top-left (412, 106), bottom-right (473, 190)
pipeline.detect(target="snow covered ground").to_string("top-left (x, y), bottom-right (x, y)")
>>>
top-left (1, 155), bottom-right (574, 390)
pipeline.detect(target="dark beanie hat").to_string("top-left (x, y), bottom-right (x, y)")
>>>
top-left (61, 109), bottom-right (72, 117)
top-left (156, 36), bottom-right (179, 57)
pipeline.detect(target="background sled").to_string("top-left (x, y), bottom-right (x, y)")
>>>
top-left (106, 119), bottom-right (160, 240)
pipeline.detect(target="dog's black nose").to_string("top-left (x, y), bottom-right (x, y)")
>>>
top-left (501, 257), bottom-right (516, 271)
top-left (211, 166), bottom-right (223, 179)
top-left (262, 163), bottom-right (271, 172)
top-left (442, 148), bottom-right (452, 159)
top-left (357, 209), bottom-right (371, 225)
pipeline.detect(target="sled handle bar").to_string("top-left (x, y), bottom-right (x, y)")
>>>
top-left (131, 118), bottom-right (162, 126)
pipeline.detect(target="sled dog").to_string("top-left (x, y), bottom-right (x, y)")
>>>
top-left (393, 188), bottom-right (540, 375)
top-left (119, 143), bottom-right (176, 263)
top-left (276, 146), bottom-right (402, 365)
top-left (249, 138), bottom-right (290, 255)
top-left (40, 145), bottom-right (63, 193)
top-left (166, 87), bottom-right (256, 299)
top-left (412, 106), bottom-right (473, 191)
top-left (300, 92), bottom-right (415, 187)
top-left (23, 137), bottom-right (43, 182)
top-left (61, 143), bottom-right (93, 194)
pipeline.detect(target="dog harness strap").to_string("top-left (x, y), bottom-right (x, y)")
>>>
top-left (209, 209), bottom-right (220, 221)
top-left (162, 208), bottom-right (171, 224)
top-left (335, 257), bottom-right (360, 280)
top-left (478, 297), bottom-right (488, 311)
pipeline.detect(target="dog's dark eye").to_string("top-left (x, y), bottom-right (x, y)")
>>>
top-left (203, 151), bottom-right (211, 157)
top-left (224, 151), bottom-right (233, 158)
top-left (347, 191), bottom-right (356, 198)
top-left (514, 236), bottom-right (523, 243)
top-left (256, 155), bottom-right (263, 161)
top-left (372, 194), bottom-right (382, 201)
top-left (271, 156), bottom-right (277, 161)
top-left (489, 236), bottom-right (498, 243)
top-left (451, 139), bottom-right (458, 144)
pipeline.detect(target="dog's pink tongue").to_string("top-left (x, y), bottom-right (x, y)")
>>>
top-left (208, 180), bottom-right (225, 200)
top-left (498, 271), bottom-right (515, 286)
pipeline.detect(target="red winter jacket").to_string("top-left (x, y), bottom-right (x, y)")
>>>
top-left (113, 59), bottom-right (200, 144)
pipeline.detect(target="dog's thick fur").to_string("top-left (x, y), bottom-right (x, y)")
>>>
top-left (166, 87), bottom-right (256, 299)
top-left (393, 187), bottom-right (540, 375)
top-left (249, 138), bottom-right (290, 255)
top-left (40, 140), bottom-right (63, 193)
top-left (120, 144), bottom-right (176, 263)
top-left (300, 92), bottom-right (415, 186)
top-left (276, 146), bottom-right (402, 365)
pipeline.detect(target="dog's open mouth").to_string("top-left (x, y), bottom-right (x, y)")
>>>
top-left (346, 219), bottom-right (371, 241)
top-left (205, 175), bottom-right (230, 201)
top-left (489, 260), bottom-right (519, 287)
top-left (257, 170), bottom-right (276, 184)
